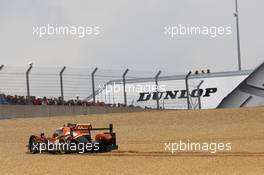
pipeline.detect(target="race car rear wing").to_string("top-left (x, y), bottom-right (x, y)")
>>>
top-left (90, 123), bottom-right (114, 133)
top-left (91, 123), bottom-right (117, 149)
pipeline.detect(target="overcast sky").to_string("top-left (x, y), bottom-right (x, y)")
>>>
top-left (0, 0), bottom-right (263, 73)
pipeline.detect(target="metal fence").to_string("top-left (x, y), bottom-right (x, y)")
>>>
top-left (0, 64), bottom-right (225, 109)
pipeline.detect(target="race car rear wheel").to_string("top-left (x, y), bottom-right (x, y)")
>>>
top-left (97, 140), bottom-right (112, 152)
top-left (100, 144), bottom-right (112, 152)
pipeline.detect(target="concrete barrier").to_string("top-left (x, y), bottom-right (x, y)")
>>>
top-left (0, 105), bottom-right (145, 119)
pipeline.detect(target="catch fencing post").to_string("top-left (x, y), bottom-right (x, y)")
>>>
top-left (60, 66), bottom-right (66, 105)
top-left (0, 65), bottom-right (4, 89)
top-left (122, 69), bottom-right (129, 106)
top-left (197, 80), bottom-right (204, 109)
top-left (92, 67), bottom-right (98, 104)
top-left (185, 71), bottom-right (192, 110)
top-left (155, 70), bottom-right (162, 110)
top-left (26, 64), bottom-right (33, 105)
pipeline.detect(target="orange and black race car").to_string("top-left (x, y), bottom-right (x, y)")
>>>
top-left (28, 123), bottom-right (118, 153)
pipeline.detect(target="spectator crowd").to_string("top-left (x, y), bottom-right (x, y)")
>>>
top-left (0, 93), bottom-right (132, 108)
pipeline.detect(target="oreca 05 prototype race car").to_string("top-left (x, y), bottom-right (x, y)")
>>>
top-left (28, 123), bottom-right (118, 153)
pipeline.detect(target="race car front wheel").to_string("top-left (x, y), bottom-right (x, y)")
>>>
top-left (29, 137), bottom-right (39, 154)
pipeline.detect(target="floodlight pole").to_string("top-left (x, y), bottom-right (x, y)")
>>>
top-left (185, 71), bottom-right (192, 110)
top-left (122, 69), bottom-right (129, 106)
top-left (155, 70), bottom-right (162, 110)
top-left (197, 80), bottom-right (204, 109)
top-left (91, 67), bottom-right (98, 104)
top-left (26, 64), bottom-right (33, 105)
top-left (60, 66), bottom-right (66, 105)
top-left (234, 0), bottom-right (242, 71)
